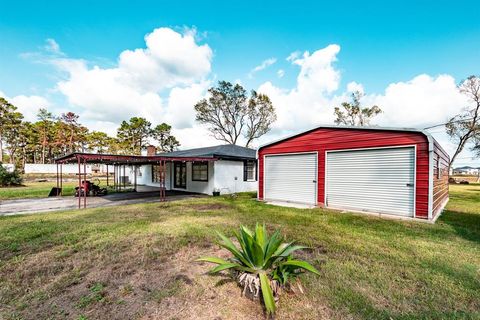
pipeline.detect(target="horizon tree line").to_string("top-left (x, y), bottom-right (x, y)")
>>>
top-left (0, 98), bottom-right (180, 168)
top-left (2, 76), bottom-right (478, 171)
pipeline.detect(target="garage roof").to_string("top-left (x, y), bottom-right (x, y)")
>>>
top-left (258, 125), bottom-right (440, 152)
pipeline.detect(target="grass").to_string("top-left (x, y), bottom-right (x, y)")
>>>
top-left (0, 184), bottom-right (479, 319)
top-left (0, 181), bottom-right (78, 200)
top-left (0, 179), bottom-right (121, 200)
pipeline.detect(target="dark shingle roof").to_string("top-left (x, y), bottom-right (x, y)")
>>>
top-left (158, 144), bottom-right (256, 160)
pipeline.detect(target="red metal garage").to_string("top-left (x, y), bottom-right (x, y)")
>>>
top-left (258, 126), bottom-right (449, 222)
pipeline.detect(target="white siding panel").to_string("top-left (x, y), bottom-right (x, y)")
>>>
top-left (326, 147), bottom-right (415, 217)
top-left (264, 153), bottom-right (317, 205)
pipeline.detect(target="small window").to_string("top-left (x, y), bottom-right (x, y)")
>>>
top-left (192, 162), bottom-right (208, 181)
top-left (244, 160), bottom-right (256, 181)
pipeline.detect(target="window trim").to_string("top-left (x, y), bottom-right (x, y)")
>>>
top-left (244, 160), bottom-right (256, 181)
top-left (192, 162), bottom-right (209, 182)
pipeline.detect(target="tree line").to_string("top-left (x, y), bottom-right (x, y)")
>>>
top-left (1, 76), bottom-right (478, 171)
top-left (0, 98), bottom-right (180, 167)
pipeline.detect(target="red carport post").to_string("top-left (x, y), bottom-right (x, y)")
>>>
top-left (56, 163), bottom-right (59, 194)
top-left (60, 163), bottom-right (63, 196)
top-left (83, 158), bottom-right (87, 209)
top-left (160, 161), bottom-right (163, 201)
top-left (106, 164), bottom-right (109, 187)
top-left (77, 156), bottom-right (81, 209)
top-left (159, 160), bottom-right (166, 202)
top-left (134, 165), bottom-right (137, 192)
top-left (123, 165), bottom-right (126, 189)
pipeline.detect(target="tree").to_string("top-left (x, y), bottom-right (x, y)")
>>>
top-left (86, 131), bottom-right (111, 153)
top-left (446, 75), bottom-right (480, 169)
top-left (3, 111), bottom-right (24, 164)
top-left (245, 91), bottom-right (276, 147)
top-left (37, 108), bottom-right (55, 164)
top-left (59, 112), bottom-right (81, 154)
top-left (0, 97), bottom-right (21, 163)
top-left (117, 117), bottom-right (152, 154)
top-left (334, 91), bottom-right (382, 126)
top-left (152, 123), bottom-right (180, 152)
top-left (17, 122), bottom-right (37, 168)
top-left (194, 81), bottom-right (276, 146)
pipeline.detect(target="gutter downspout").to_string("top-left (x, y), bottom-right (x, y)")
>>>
top-left (422, 130), bottom-right (434, 221)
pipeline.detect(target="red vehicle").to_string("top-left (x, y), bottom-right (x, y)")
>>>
top-left (75, 179), bottom-right (108, 197)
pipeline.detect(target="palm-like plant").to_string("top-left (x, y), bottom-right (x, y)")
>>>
top-left (197, 224), bottom-right (320, 315)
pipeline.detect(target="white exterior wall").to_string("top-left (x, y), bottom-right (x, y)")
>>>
top-left (128, 160), bottom-right (257, 195)
top-left (214, 160), bottom-right (257, 194)
top-left (1, 164), bottom-right (15, 173)
top-left (25, 163), bottom-right (93, 174)
top-left (171, 161), bottom-right (215, 194)
top-left (25, 163), bottom-right (111, 174)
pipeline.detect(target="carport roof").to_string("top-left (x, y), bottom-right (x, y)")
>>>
top-left (54, 152), bottom-right (217, 164)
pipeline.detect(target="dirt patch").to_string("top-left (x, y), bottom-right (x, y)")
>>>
top-left (1, 240), bottom-right (332, 320)
top-left (188, 203), bottom-right (232, 211)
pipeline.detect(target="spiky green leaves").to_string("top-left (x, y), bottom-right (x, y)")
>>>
top-left (197, 223), bottom-right (321, 315)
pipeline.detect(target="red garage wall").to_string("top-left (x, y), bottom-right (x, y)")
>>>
top-left (258, 128), bottom-right (431, 219)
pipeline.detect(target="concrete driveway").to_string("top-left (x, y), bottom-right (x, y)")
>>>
top-left (0, 191), bottom-right (205, 216)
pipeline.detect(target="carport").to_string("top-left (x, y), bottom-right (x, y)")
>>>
top-left (54, 153), bottom-right (217, 209)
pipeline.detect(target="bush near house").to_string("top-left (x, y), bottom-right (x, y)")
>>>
top-left (0, 163), bottom-right (22, 186)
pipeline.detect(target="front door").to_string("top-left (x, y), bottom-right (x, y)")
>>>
top-left (174, 162), bottom-right (187, 189)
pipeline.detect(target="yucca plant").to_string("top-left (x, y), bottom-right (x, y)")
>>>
top-left (197, 224), bottom-right (320, 315)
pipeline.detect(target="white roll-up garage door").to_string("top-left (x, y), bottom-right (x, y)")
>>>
top-left (326, 147), bottom-right (415, 217)
top-left (264, 153), bottom-right (317, 205)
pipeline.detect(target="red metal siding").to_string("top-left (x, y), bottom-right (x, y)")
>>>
top-left (432, 140), bottom-right (450, 218)
top-left (258, 128), bottom-right (431, 219)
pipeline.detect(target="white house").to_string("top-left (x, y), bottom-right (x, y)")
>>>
top-left (127, 144), bottom-right (257, 195)
top-left (453, 166), bottom-right (480, 175)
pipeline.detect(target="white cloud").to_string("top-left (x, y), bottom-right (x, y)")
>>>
top-left (163, 81), bottom-right (210, 129)
top-left (0, 93), bottom-right (51, 122)
top-left (44, 38), bottom-right (63, 55)
top-left (53, 27), bottom-right (213, 126)
top-left (372, 74), bottom-right (467, 128)
top-left (346, 81), bottom-right (364, 94)
top-left (277, 69), bottom-right (285, 78)
top-left (286, 51), bottom-right (301, 62)
top-left (258, 44), bottom-right (342, 133)
top-left (248, 57), bottom-right (277, 78)
top-left (171, 126), bottom-right (220, 150)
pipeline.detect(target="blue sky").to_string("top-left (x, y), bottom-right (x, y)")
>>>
top-left (0, 0), bottom-right (479, 165)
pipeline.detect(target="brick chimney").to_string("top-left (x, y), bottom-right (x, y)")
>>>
top-left (146, 145), bottom-right (157, 156)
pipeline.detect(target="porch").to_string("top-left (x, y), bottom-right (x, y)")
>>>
top-left (54, 152), bottom-right (217, 209)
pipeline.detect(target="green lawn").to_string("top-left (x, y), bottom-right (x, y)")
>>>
top-left (0, 181), bottom-right (77, 200)
top-left (0, 184), bottom-right (479, 319)
top-left (0, 179), bottom-right (118, 200)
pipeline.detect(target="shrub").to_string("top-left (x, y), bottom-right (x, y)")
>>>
top-left (0, 163), bottom-right (23, 186)
top-left (197, 224), bottom-right (320, 316)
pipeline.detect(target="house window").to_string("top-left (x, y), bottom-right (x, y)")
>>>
top-left (192, 162), bottom-right (208, 181)
top-left (152, 165), bottom-right (160, 183)
top-left (244, 160), bottom-right (256, 181)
